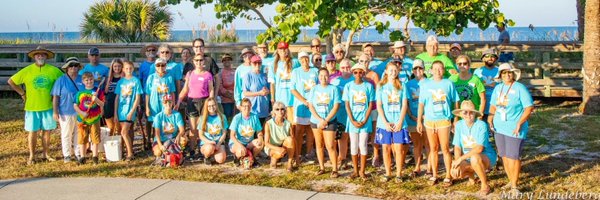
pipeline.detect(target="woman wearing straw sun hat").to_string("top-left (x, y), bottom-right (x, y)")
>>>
top-left (488, 63), bottom-right (533, 195)
top-left (450, 100), bottom-right (497, 196)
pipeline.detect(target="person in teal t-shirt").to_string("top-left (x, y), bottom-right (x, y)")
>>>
top-left (145, 58), bottom-right (176, 148)
top-left (308, 68), bottom-right (341, 177)
top-left (115, 61), bottom-right (143, 161)
top-left (450, 100), bottom-right (497, 196)
top-left (229, 98), bottom-right (264, 167)
top-left (152, 95), bottom-right (185, 160)
top-left (329, 59), bottom-right (354, 169)
top-left (415, 36), bottom-right (457, 78)
top-left (342, 63), bottom-right (375, 180)
top-left (234, 49), bottom-right (254, 107)
top-left (473, 49), bottom-right (500, 115)
top-left (404, 59), bottom-right (429, 176)
top-left (290, 51), bottom-right (319, 164)
top-left (417, 61), bottom-right (459, 186)
top-left (375, 62), bottom-right (411, 182)
top-left (449, 55), bottom-right (486, 115)
top-left (198, 98), bottom-right (229, 165)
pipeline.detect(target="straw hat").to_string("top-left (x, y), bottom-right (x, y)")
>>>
top-left (350, 63), bottom-right (366, 72)
top-left (221, 53), bottom-right (233, 61)
top-left (392, 41), bottom-right (406, 48)
top-left (27, 46), bottom-right (55, 59)
top-left (494, 63), bottom-right (521, 81)
top-left (61, 57), bottom-right (81, 69)
top-left (140, 43), bottom-right (158, 55)
top-left (240, 48), bottom-right (254, 58)
top-left (452, 100), bottom-right (483, 118)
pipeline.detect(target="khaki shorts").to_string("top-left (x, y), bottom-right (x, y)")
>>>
top-left (77, 123), bottom-right (101, 145)
top-left (423, 119), bottom-right (451, 130)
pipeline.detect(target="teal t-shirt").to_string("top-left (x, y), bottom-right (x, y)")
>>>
top-left (268, 64), bottom-right (296, 107)
top-left (376, 83), bottom-right (408, 129)
top-left (149, 61), bottom-right (183, 81)
top-left (473, 66), bottom-right (500, 114)
top-left (418, 79), bottom-right (459, 121)
top-left (490, 82), bottom-right (533, 139)
top-left (234, 64), bottom-right (253, 106)
top-left (152, 111), bottom-right (184, 142)
top-left (308, 85), bottom-right (341, 124)
top-left (229, 113), bottom-right (263, 146)
top-left (342, 81), bottom-right (375, 133)
top-left (449, 74), bottom-right (486, 111)
top-left (415, 53), bottom-right (456, 78)
top-left (115, 76), bottom-right (143, 121)
top-left (405, 79), bottom-right (423, 126)
top-left (145, 74), bottom-right (176, 121)
top-left (331, 76), bottom-right (354, 125)
top-left (452, 120), bottom-right (497, 167)
top-left (198, 114), bottom-right (229, 145)
top-left (291, 67), bottom-right (319, 118)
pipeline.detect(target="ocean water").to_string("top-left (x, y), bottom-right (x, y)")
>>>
top-left (0, 26), bottom-right (578, 43)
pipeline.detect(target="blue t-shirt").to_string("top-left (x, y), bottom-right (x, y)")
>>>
top-left (308, 85), bottom-right (341, 124)
top-left (291, 67), bottom-right (319, 118)
top-left (452, 120), bottom-right (497, 167)
top-left (405, 78), bottom-right (423, 126)
top-left (152, 111), bottom-right (184, 142)
top-left (229, 113), bottom-right (263, 146)
top-left (268, 64), bottom-right (295, 107)
top-left (145, 74), bottom-right (176, 121)
top-left (418, 79), bottom-right (459, 121)
top-left (138, 60), bottom-right (154, 87)
top-left (261, 55), bottom-right (274, 75)
top-left (149, 61), bottom-right (183, 81)
top-left (342, 81), bottom-right (375, 133)
top-left (51, 75), bottom-right (83, 116)
top-left (242, 71), bottom-right (270, 118)
top-left (79, 63), bottom-right (109, 87)
top-left (198, 114), bottom-right (229, 145)
top-left (368, 58), bottom-right (386, 77)
top-left (234, 64), bottom-right (253, 106)
top-left (331, 76), bottom-right (354, 125)
top-left (473, 66), bottom-right (500, 114)
top-left (115, 76), bottom-right (143, 121)
top-left (376, 83), bottom-right (408, 130)
top-left (490, 82), bottom-right (533, 139)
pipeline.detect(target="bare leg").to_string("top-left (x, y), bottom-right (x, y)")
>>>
top-left (437, 127), bottom-right (453, 180)
top-left (323, 130), bottom-right (338, 172)
top-left (426, 128), bottom-right (440, 178)
top-left (28, 131), bottom-right (38, 161)
top-left (312, 128), bottom-right (325, 170)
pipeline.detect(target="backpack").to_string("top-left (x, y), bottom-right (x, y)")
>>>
top-left (240, 148), bottom-right (254, 169)
top-left (160, 139), bottom-right (184, 167)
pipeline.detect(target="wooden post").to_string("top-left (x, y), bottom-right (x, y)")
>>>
top-left (542, 52), bottom-right (551, 97)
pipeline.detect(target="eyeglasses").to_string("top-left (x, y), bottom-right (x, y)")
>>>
top-left (160, 51), bottom-right (171, 54)
top-left (457, 62), bottom-right (469, 66)
top-left (353, 71), bottom-right (365, 75)
top-left (147, 49), bottom-right (156, 52)
top-left (156, 64), bottom-right (166, 67)
top-left (310, 45), bottom-right (320, 48)
top-left (501, 71), bottom-right (512, 75)
top-left (193, 59), bottom-right (204, 62)
top-left (315, 59), bottom-right (322, 61)
top-left (192, 46), bottom-right (204, 48)
top-left (413, 67), bottom-right (424, 70)
top-left (358, 60), bottom-right (369, 63)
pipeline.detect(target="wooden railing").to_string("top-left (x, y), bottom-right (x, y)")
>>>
top-left (0, 41), bottom-right (583, 97)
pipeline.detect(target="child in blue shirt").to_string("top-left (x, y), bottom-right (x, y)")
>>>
top-left (115, 61), bottom-right (143, 161)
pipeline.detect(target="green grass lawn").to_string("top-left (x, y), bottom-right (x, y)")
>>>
top-left (0, 98), bottom-right (598, 199)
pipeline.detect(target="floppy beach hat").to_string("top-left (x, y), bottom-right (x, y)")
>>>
top-left (392, 41), bottom-right (406, 48)
top-left (240, 48), bottom-right (253, 58)
top-left (221, 53), bottom-right (233, 61)
top-left (412, 59), bottom-right (424, 68)
top-left (298, 51), bottom-right (309, 59)
top-left (452, 100), bottom-right (483, 118)
top-left (61, 57), bottom-right (81, 69)
top-left (277, 41), bottom-right (289, 49)
top-left (494, 63), bottom-right (521, 81)
top-left (250, 55), bottom-right (262, 63)
top-left (27, 46), bottom-right (55, 59)
top-left (481, 49), bottom-right (498, 59)
top-left (450, 43), bottom-right (462, 51)
top-left (141, 43), bottom-right (158, 55)
top-left (350, 63), bottom-right (366, 72)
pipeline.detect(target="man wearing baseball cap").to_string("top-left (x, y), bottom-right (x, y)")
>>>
top-left (362, 43), bottom-right (385, 77)
top-left (8, 46), bottom-right (64, 165)
top-left (473, 49), bottom-right (500, 116)
top-left (79, 47), bottom-right (109, 87)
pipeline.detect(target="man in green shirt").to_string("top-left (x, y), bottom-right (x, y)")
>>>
top-left (415, 36), bottom-right (457, 78)
top-left (448, 55), bottom-right (486, 116)
top-left (8, 46), bottom-right (64, 165)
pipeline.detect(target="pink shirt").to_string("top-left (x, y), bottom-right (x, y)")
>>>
top-left (186, 71), bottom-right (213, 98)
top-left (218, 68), bottom-right (235, 103)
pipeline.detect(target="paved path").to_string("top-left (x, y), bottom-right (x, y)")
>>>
top-left (0, 177), bottom-right (377, 200)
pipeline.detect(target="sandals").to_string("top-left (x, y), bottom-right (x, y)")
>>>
top-left (315, 169), bottom-right (325, 176)
top-left (479, 185), bottom-right (492, 196)
top-left (381, 175), bottom-right (392, 182)
top-left (349, 172), bottom-right (359, 179)
top-left (410, 171), bottom-right (419, 179)
top-left (44, 156), bottom-right (56, 162)
top-left (442, 178), bottom-right (453, 187)
top-left (395, 176), bottom-right (404, 183)
top-left (501, 183), bottom-right (513, 190)
top-left (428, 176), bottom-right (438, 186)
top-left (330, 171), bottom-right (339, 178)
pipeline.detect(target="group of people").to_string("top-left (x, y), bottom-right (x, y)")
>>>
top-left (9, 31), bottom-right (532, 196)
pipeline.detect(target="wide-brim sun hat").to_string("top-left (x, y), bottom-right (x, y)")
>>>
top-left (61, 57), bottom-right (81, 69)
top-left (221, 53), bottom-right (233, 61)
top-left (141, 43), bottom-right (158, 55)
top-left (452, 100), bottom-right (483, 118)
top-left (494, 63), bottom-right (521, 81)
top-left (240, 48), bottom-right (253, 58)
top-left (412, 59), bottom-right (424, 69)
top-left (392, 41), bottom-right (406, 48)
top-left (481, 48), bottom-right (498, 59)
top-left (351, 63), bottom-right (366, 72)
top-left (28, 46), bottom-right (55, 59)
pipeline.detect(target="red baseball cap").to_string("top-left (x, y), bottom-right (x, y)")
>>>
top-left (277, 41), bottom-right (289, 49)
top-left (251, 55), bottom-right (262, 63)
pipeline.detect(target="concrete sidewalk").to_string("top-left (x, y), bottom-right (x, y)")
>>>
top-left (0, 177), bottom-right (378, 200)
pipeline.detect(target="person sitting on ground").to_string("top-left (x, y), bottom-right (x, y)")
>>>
top-left (152, 95), bottom-right (185, 162)
top-left (450, 100), bottom-right (497, 196)
top-left (229, 98), bottom-right (264, 168)
top-left (73, 72), bottom-right (105, 165)
top-left (264, 101), bottom-right (295, 171)
top-left (198, 97), bottom-right (228, 165)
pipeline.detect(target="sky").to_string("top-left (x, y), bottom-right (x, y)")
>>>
top-left (0, 0), bottom-right (578, 32)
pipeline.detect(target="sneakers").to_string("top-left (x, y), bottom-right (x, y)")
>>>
top-left (63, 156), bottom-right (72, 163)
top-left (92, 157), bottom-right (99, 165)
top-left (77, 157), bottom-right (86, 165)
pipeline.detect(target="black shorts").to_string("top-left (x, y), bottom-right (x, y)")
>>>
top-left (119, 120), bottom-right (134, 124)
top-left (310, 121), bottom-right (337, 131)
top-left (103, 93), bottom-right (116, 119)
top-left (186, 97), bottom-right (207, 118)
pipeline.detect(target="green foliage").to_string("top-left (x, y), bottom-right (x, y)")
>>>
top-left (81, 0), bottom-right (174, 43)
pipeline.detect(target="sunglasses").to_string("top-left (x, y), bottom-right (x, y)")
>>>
top-left (147, 49), bottom-right (156, 52)
top-left (156, 64), bottom-right (167, 67)
top-left (68, 63), bottom-right (80, 67)
top-left (335, 51), bottom-right (343, 53)
top-left (160, 51), bottom-right (171, 54)
top-left (353, 71), bottom-right (365, 75)
top-left (274, 108), bottom-right (285, 111)
top-left (193, 59), bottom-right (204, 62)
top-left (413, 67), bottom-right (424, 70)
top-left (315, 59), bottom-right (322, 61)
top-left (358, 60), bottom-right (369, 63)
top-left (501, 71), bottom-right (512, 75)
top-left (484, 54), bottom-right (496, 58)
top-left (310, 45), bottom-right (320, 48)
top-left (457, 62), bottom-right (469, 66)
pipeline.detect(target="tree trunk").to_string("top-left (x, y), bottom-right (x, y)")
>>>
top-left (577, 0), bottom-right (586, 41)
top-left (579, 0), bottom-right (600, 114)
top-left (326, 28), bottom-right (345, 54)
top-left (344, 29), bottom-right (357, 59)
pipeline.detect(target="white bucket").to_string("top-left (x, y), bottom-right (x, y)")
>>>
top-left (98, 127), bottom-right (111, 153)
top-left (103, 135), bottom-right (122, 162)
